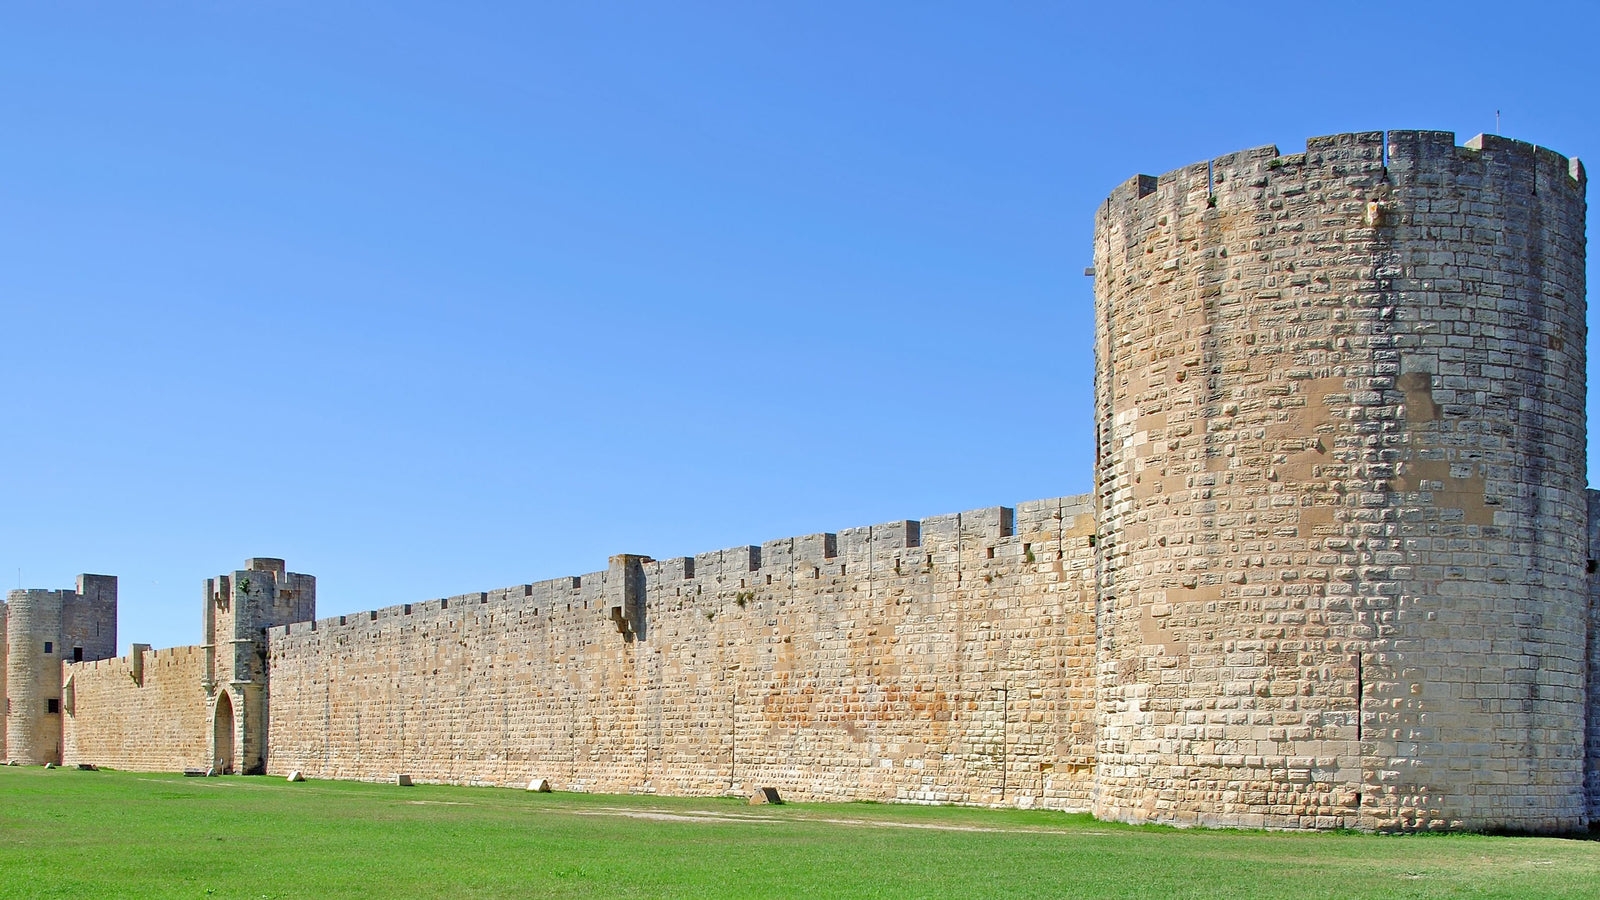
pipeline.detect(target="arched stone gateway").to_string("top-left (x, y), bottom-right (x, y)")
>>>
top-left (212, 691), bottom-right (235, 774)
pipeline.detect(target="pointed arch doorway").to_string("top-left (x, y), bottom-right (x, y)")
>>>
top-left (213, 692), bottom-right (236, 774)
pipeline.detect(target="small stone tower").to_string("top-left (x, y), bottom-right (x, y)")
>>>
top-left (1093, 132), bottom-right (1587, 831)
top-left (202, 559), bottom-right (313, 774)
top-left (3, 575), bottom-right (117, 764)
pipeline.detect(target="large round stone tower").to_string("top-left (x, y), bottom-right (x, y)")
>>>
top-left (1092, 131), bottom-right (1587, 831)
top-left (5, 589), bottom-right (66, 765)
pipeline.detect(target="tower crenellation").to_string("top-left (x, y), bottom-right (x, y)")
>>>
top-left (202, 558), bottom-right (315, 774)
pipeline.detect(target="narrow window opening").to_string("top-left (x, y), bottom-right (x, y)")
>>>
top-left (43, 641), bottom-right (52, 654)
top-left (812, 567), bottom-right (820, 579)
top-left (440, 599), bottom-right (449, 610)
top-left (370, 611), bottom-right (378, 621)
top-left (404, 605), bottom-right (412, 615)
top-left (986, 547), bottom-right (995, 560)
top-left (1587, 559), bottom-right (1596, 574)
top-left (839, 564), bottom-right (846, 576)
top-left (73, 647), bottom-right (84, 662)
top-left (46, 699), bottom-right (60, 714)
top-left (1355, 654), bottom-right (1364, 742)
top-left (766, 574), bottom-right (773, 585)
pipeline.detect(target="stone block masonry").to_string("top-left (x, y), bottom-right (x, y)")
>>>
top-left (62, 646), bottom-right (210, 771)
top-left (204, 559), bottom-right (317, 775)
top-left (1, 598), bottom-right (7, 761)
top-left (1094, 131), bottom-right (1587, 831)
top-left (20, 129), bottom-right (1599, 832)
top-left (1588, 490), bottom-right (1600, 825)
top-left (4, 576), bottom-right (116, 765)
top-left (265, 496), bottom-right (1100, 808)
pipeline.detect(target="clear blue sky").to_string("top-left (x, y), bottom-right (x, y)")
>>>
top-left (3, 2), bottom-right (1595, 652)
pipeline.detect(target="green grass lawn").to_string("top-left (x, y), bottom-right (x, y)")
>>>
top-left (0, 767), bottom-right (1596, 899)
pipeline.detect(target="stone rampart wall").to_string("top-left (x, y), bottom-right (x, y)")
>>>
top-left (62, 646), bottom-right (210, 771)
top-left (26, 128), bottom-right (1595, 833)
top-left (266, 495), bottom-right (1099, 808)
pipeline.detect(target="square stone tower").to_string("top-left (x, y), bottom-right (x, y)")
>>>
top-left (202, 559), bottom-right (314, 774)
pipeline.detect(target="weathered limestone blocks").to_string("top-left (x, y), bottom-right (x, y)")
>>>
top-left (61, 645), bottom-right (209, 771)
top-left (31, 129), bottom-right (1597, 833)
top-left (4, 576), bottom-right (117, 765)
top-left (264, 494), bottom-right (1100, 811)
top-left (1093, 131), bottom-right (1588, 831)
top-left (203, 559), bottom-right (317, 776)
top-left (1588, 490), bottom-right (1600, 825)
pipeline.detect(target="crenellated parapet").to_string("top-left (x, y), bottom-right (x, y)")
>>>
top-left (266, 497), bottom-right (1095, 650)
